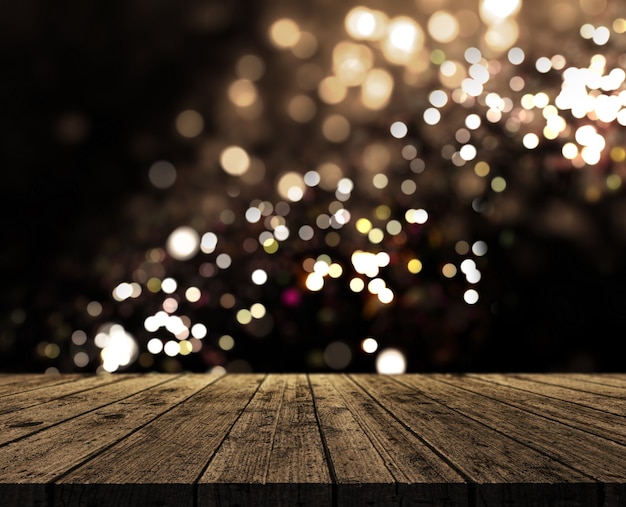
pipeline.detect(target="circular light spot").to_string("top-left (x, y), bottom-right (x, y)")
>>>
top-left (185, 287), bottom-right (201, 303)
top-left (166, 227), bottom-right (199, 261)
top-left (390, 121), bottom-right (408, 138)
top-left (191, 323), bottom-right (207, 339)
top-left (164, 340), bottom-right (179, 357)
top-left (73, 351), bottom-right (90, 368)
top-left (219, 335), bottom-right (235, 351)
top-left (220, 146), bottom-right (250, 176)
top-left (427, 11), bottom-right (459, 43)
top-left (376, 348), bottom-right (406, 374)
top-left (148, 160), bottom-right (177, 189)
top-left (407, 259), bottom-right (422, 274)
top-left (322, 114), bottom-right (350, 143)
top-left (147, 338), bottom-right (163, 354)
top-left (269, 18), bottom-right (300, 49)
top-left (175, 109), bottom-right (204, 138)
top-left (251, 269), bottom-right (268, 285)
top-left (464, 289), bottom-right (479, 304)
top-left (350, 277), bottom-right (365, 292)
top-left (324, 341), bottom-right (352, 370)
top-left (277, 171), bottom-right (306, 202)
top-left (362, 337), bottom-right (378, 353)
top-left (216, 253), bottom-right (232, 269)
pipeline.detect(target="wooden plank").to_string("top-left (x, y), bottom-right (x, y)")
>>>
top-left (0, 374), bottom-right (82, 398)
top-left (0, 373), bottom-right (125, 418)
top-left (307, 373), bottom-right (397, 506)
top-left (0, 374), bottom-right (47, 386)
top-left (432, 374), bottom-right (626, 446)
top-left (397, 375), bottom-right (626, 483)
top-left (470, 373), bottom-right (626, 417)
top-left (512, 373), bottom-right (626, 398)
top-left (352, 374), bottom-right (598, 507)
top-left (308, 374), bottom-right (468, 506)
top-left (199, 374), bottom-right (332, 506)
top-left (548, 373), bottom-right (626, 389)
top-left (0, 374), bottom-right (214, 506)
top-left (54, 374), bottom-right (265, 507)
top-left (0, 374), bottom-right (160, 446)
top-left (335, 374), bottom-right (468, 506)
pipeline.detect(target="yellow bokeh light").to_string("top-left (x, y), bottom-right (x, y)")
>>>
top-left (179, 340), bottom-right (193, 356)
top-left (613, 18), bottom-right (626, 34)
top-left (328, 263), bottom-right (343, 278)
top-left (250, 303), bottom-right (266, 319)
top-left (333, 42), bottom-right (373, 87)
top-left (442, 263), bottom-right (457, 278)
top-left (318, 76), bottom-right (347, 104)
top-left (236, 309), bottom-right (252, 325)
top-left (306, 272), bottom-right (324, 291)
top-left (354, 218), bottom-right (372, 234)
top-left (382, 16), bottom-right (424, 65)
top-left (345, 6), bottom-right (388, 40)
top-left (474, 161), bottom-right (490, 177)
top-left (606, 174), bottom-right (621, 191)
top-left (269, 18), bottom-right (300, 49)
top-left (263, 238), bottom-right (279, 254)
top-left (610, 146), bottom-right (626, 162)
top-left (373, 173), bottom-right (388, 189)
top-left (427, 11), bottom-right (459, 43)
top-left (491, 176), bottom-right (507, 192)
top-left (228, 79), bottom-right (258, 108)
top-left (349, 277), bottom-right (365, 292)
top-left (375, 205), bottom-right (391, 220)
top-left (277, 171), bottom-right (305, 202)
top-left (361, 68), bottom-right (394, 110)
top-left (220, 146), bottom-right (250, 176)
top-left (484, 19), bottom-right (519, 52)
top-left (479, 0), bottom-right (521, 25)
top-left (407, 259), bottom-right (422, 274)
top-left (368, 228), bottom-right (384, 244)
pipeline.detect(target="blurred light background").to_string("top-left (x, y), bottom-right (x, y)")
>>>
top-left (2, 0), bottom-right (626, 374)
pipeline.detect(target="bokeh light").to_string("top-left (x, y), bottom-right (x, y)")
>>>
top-left (5, 0), bottom-right (626, 376)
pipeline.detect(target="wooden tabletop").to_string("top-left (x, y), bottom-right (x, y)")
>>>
top-left (0, 373), bottom-right (624, 506)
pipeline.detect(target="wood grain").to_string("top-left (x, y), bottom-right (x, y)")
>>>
top-left (199, 374), bottom-right (331, 506)
top-left (55, 373), bottom-right (262, 507)
top-left (0, 373), bottom-right (623, 507)
top-left (0, 374), bottom-right (212, 505)
top-left (352, 374), bottom-right (599, 507)
top-left (318, 374), bottom-right (467, 506)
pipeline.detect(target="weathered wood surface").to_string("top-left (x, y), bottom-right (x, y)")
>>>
top-left (0, 373), bottom-right (624, 506)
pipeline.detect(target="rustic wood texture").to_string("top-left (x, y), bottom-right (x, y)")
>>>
top-left (0, 373), bottom-right (624, 507)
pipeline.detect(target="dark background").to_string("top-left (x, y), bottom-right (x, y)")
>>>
top-left (2, 0), bottom-right (626, 374)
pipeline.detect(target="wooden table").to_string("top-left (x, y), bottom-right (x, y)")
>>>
top-left (0, 373), bottom-right (624, 506)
